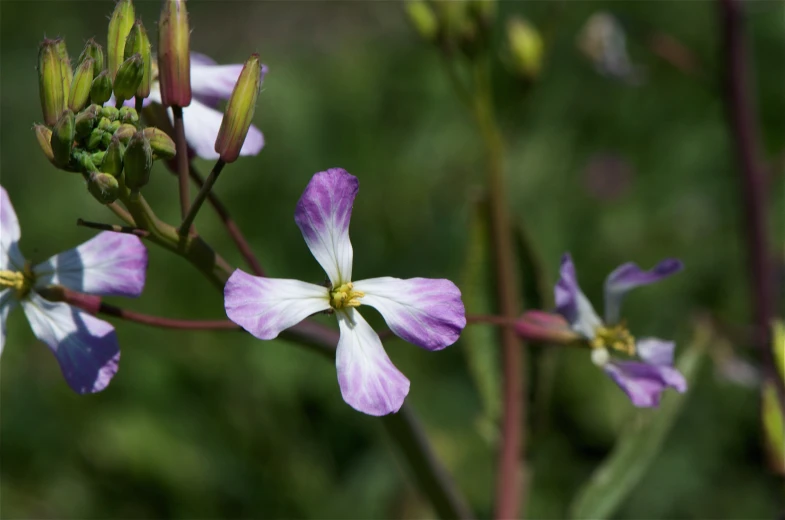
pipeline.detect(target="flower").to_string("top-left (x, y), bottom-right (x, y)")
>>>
top-left (555, 253), bottom-right (686, 407)
top-left (0, 186), bottom-right (147, 393)
top-left (224, 168), bottom-right (466, 416)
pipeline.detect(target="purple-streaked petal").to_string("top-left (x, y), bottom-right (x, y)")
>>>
top-left (636, 337), bottom-right (675, 366)
top-left (603, 360), bottom-right (687, 407)
top-left (352, 277), bottom-right (465, 351)
top-left (224, 269), bottom-right (330, 340)
top-left (604, 258), bottom-right (683, 324)
top-left (191, 62), bottom-right (268, 108)
top-left (335, 308), bottom-right (410, 416)
top-left (105, 95), bottom-right (153, 109)
top-left (554, 253), bottom-right (602, 338)
top-left (190, 51), bottom-right (217, 67)
top-left (0, 186), bottom-right (25, 271)
top-left (21, 294), bottom-right (119, 394)
top-left (294, 169), bottom-right (358, 287)
top-left (33, 232), bottom-right (147, 297)
top-left (0, 289), bottom-right (16, 357)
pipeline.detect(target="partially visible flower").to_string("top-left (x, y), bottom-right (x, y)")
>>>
top-left (224, 168), bottom-right (466, 416)
top-left (577, 12), bottom-right (644, 83)
top-left (0, 186), bottom-right (147, 393)
top-left (554, 253), bottom-right (685, 407)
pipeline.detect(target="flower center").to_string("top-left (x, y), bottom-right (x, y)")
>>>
top-left (590, 323), bottom-right (635, 355)
top-left (0, 264), bottom-right (34, 299)
top-left (329, 282), bottom-right (364, 310)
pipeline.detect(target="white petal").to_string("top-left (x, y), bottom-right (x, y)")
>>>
top-left (335, 308), bottom-right (410, 416)
top-left (34, 231), bottom-right (147, 297)
top-left (0, 289), bottom-right (17, 357)
top-left (224, 269), bottom-right (330, 340)
top-left (0, 186), bottom-right (25, 271)
top-left (21, 294), bottom-right (120, 394)
top-left (352, 277), bottom-right (466, 351)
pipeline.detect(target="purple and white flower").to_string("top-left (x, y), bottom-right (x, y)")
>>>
top-left (0, 186), bottom-right (147, 393)
top-left (224, 168), bottom-right (466, 416)
top-left (556, 253), bottom-right (686, 407)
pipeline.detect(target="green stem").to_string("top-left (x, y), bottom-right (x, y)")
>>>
top-left (179, 159), bottom-right (226, 236)
top-left (172, 106), bottom-right (190, 221)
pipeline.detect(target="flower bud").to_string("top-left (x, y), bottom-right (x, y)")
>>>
top-left (91, 151), bottom-right (106, 167)
top-left (108, 120), bottom-right (121, 134)
top-left (76, 150), bottom-right (98, 173)
top-left (75, 104), bottom-right (101, 139)
top-left (124, 20), bottom-right (152, 99)
top-left (68, 57), bottom-right (94, 112)
top-left (34, 124), bottom-right (55, 164)
top-left (404, 0), bottom-right (438, 43)
top-left (124, 131), bottom-right (152, 190)
top-left (87, 128), bottom-right (104, 150)
top-left (50, 109), bottom-right (75, 169)
top-left (101, 131), bottom-right (114, 148)
top-left (215, 54), bottom-right (265, 163)
top-left (143, 127), bottom-right (176, 160)
top-left (114, 123), bottom-right (137, 144)
top-left (88, 172), bottom-right (121, 204)
top-left (101, 106), bottom-right (120, 121)
top-left (158, 0), bottom-right (191, 107)
top-left (103, 136), bottom-right (124, 177)
top-left (98, 117), bottom-right (112, 131)
top-left (38, 39), bottom-right (66, 126)
top-left (54, 39), bottom-right (73, 105)
top-left (113, 53), bottom-right (144, 105)
top-left (118, 106), bottom-right (139, 124)
top-left (107, 0), bottom-right (135, 80)
top-left (506, 17), bottom-right (544, 80)
top-left (90, 70), bottom-right (113, 106)
top-left (515, 310), bottom-right (581, 344)
top-left (78, 38), bottom-right (104, 77)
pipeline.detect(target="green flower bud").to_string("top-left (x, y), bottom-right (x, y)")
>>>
top-left (87, 127), bottom-right (104, 150)
top-left (88, 172), bottom-right (121, 204)
top-left (54, 39), bottom-right (73, 106)
top-left (113, 53), bottom-right (144, 105)
top-left (91, 151), bottom-right (106, 168)
top-left (34, 124), bottom-right (55, 164)
top-left (158, 0), bottom-right (191, 107)
top-left (107, 0), bottom-right (135, 80)
top-left (68, 57), bottom-right (94, 112)
top-left (109, 120), bottom-right (121, 133)
top-left (78, 38), bottom-right (104, 77)
top-left (76, 150), bottom-right (98, 173)
top-left (506, 17), bottom-right (544, 80)
top-left (38, 39), bottom-right (66, 126)
top-left (124, 20), bottom-right (152, 99)
top-left (101, 131), bottom-right (113, 148)
top-left (75, 104), bottom-right (101, 139)
top-left (50, 110), bottom-right (75, 169)
top-left (114, 123), bottom-right (136, 144)
top-left (90, 71), bottom-right (113, 106)
top-left (215, 54), bottom-right (264, 163)
top-left (98, 117), bottom-right (112, 131)
top-left (103, 136), bottom-right (124, 177)
top-left (101, 106), bottom-right (120, 121)
top-left (124, 131), bottom-right (152, 190)
top-left (404, 0), bottom-right (438, 43)
top-left (118, 106), bottom-right (139, 124)
top-left (143, 127), bottom-right (176, 160)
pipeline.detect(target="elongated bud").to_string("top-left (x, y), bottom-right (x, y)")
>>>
top-left (404, 0), bottom-right (438, 43)
top-left (38, 39), bottom-right (66, 126)
top-left (113, 53), bottom-right (144, 105)
top-left (88, 172), bottom-right (121, 204)
top-left (91, 151), bottom-right (106, 167)
top-left (103, 136), bottom-right (125, 177)
top-left (143, 127), bottom-right (176, 160)
top-left (124, 20), bottom-right (152, 98)
top-left (34, 124), bottom-right (55, 164)
top-left (68, 57), bottom-right (94, 112)
top-left (75, 104), bottom-right (101, 139)
top-left (76, 150), bottom-right (98, 173)
top-left (78, 39), bottom-right (104, 77)
top-left (87, 128), bottom-right (104, 150)
top-left (50, 110), bottom-right (75, 168)
top-left (215, 54), bottom-right (264, 163)
top-left (90, 70), bottom-right (113, 106)
top-left (107, 0), bottom-right (135, 80)
top-left (506, 17), bottom-right (544, 80)
top-left (114, 123), bottom-right (137, 144)
top-left (158, 0), bottom-right (191, 107)
top-left (54, 39), bottom-right (73, 106)
top-left (124, 131), bottom-right (152, 190)
top-left (515, 311), bottom-right (581, 344)
top-left (118, 106), bottom-right (139, 124)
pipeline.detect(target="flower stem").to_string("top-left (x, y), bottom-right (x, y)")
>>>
top-left (718, 0), bottom-right (785, 410)
top-left (172, 105), bottom-right (190, 220)
top-left (76, 218), bottom-right (149, 237)
top-left (178, 159), bottom-right (226, 236)
top-left (471, 57), bottom-right (527, 519)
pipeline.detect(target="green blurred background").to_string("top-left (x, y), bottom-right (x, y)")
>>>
top-left (1, 1), bottom-right (783, 518)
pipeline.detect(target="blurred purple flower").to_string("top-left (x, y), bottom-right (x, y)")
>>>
top-left (224, 168), bottom-right (466, 416)
top-left (555, 253), bottom-right (686, 407)
top-left (0, 186), bottom-right (147, 393)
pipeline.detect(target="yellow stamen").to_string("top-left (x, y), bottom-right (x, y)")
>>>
top-left (590, 322), bottom-right (636, 356)
top-left (0, 264), bottom-right (34, 299)
top-left (329, 282), bottom-right (364, 310)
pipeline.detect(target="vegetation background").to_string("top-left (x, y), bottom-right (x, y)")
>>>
top-left (1, 1), bottom-right (783, 518)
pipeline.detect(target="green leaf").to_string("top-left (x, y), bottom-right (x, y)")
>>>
top-left (460, 197), bottom-right (502, 441)
top-left (568, 323), bottom-right (710, 520)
